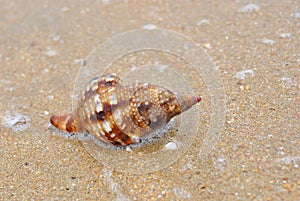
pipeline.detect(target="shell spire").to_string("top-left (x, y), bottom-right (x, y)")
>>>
top-left (177, 94), bottom-right (202, 113)
top-left (50, 73), bottom-right (202, 146)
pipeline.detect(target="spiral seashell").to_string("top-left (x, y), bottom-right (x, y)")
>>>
top-left (50, 73), bottom-right (201, 146)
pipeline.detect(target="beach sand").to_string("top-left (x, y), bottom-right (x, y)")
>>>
top-left (0, 0), bottom-right (299, 200)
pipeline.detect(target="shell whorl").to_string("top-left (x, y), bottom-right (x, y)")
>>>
top-left (50, 73), bottom-right (201, 146)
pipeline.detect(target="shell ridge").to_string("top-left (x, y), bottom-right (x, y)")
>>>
top-left (50, 74), bottom-right (201, 146)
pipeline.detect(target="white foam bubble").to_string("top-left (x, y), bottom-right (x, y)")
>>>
top-left (42, 68), bottom-right (49, 73)
top-left (279, 77), bottom-right (295, 87)
top-left (53, 35), bottom-right (60, 41)
top-left (261, 38), bottom-right (275, 45)
top-left (280, 77), bottom-right (293, 83)
top-left (173, 187), bottom-right (192, 199)
top-left (157, 65), bottom-right (168, 73)
top-left (240, 4), bottom-right (260, 13)
top-left (164, 141), bottom-right (177, 150)
top-left (197, 19), bottom-right (210, 26)
top-left (235, 68), bottom-right (255, 80)
top-left (142, 24), bottom-right (157, 30)
top-left (45, 47), bottom-right (57, 57)
top-left (276, 156), bottom-right (300, 164)
top-left (49, 124), bottom-right (91, 141)
top-left (102, 0), bottom-right (110, 5)
top-left (1, 114), bottom-right (31, 132)
top-left (61, 7), bottom-right (70, 12)
top-left (130, 65), bottom-right (137, 72)
top-left (215, 157), bottom-right (227, 171)
top-left (74, 59), bottom-right (85, 65)
top-left (280, 33), bottom-right (292, 39)
top-left (292, 12), bottom-right (300, 18)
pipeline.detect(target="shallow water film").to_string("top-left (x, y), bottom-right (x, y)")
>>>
top-left (0, 0), bottom-right (299, 200)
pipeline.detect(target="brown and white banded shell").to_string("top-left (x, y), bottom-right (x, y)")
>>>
top-left (50, 73), bottom-right (201, 146)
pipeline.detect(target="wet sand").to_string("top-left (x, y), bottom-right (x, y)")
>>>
top-left (0, 0), bottom-right (299, 200)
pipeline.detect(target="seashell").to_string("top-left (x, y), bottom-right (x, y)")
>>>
top-left (50, 73), bottom-right (201, 146)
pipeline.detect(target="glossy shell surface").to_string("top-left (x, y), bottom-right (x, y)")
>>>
top-left (51, 73), bottom-right (201, 146)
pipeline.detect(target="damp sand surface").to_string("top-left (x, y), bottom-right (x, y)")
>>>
top-left (0, 0), bottom-right (299, 200)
